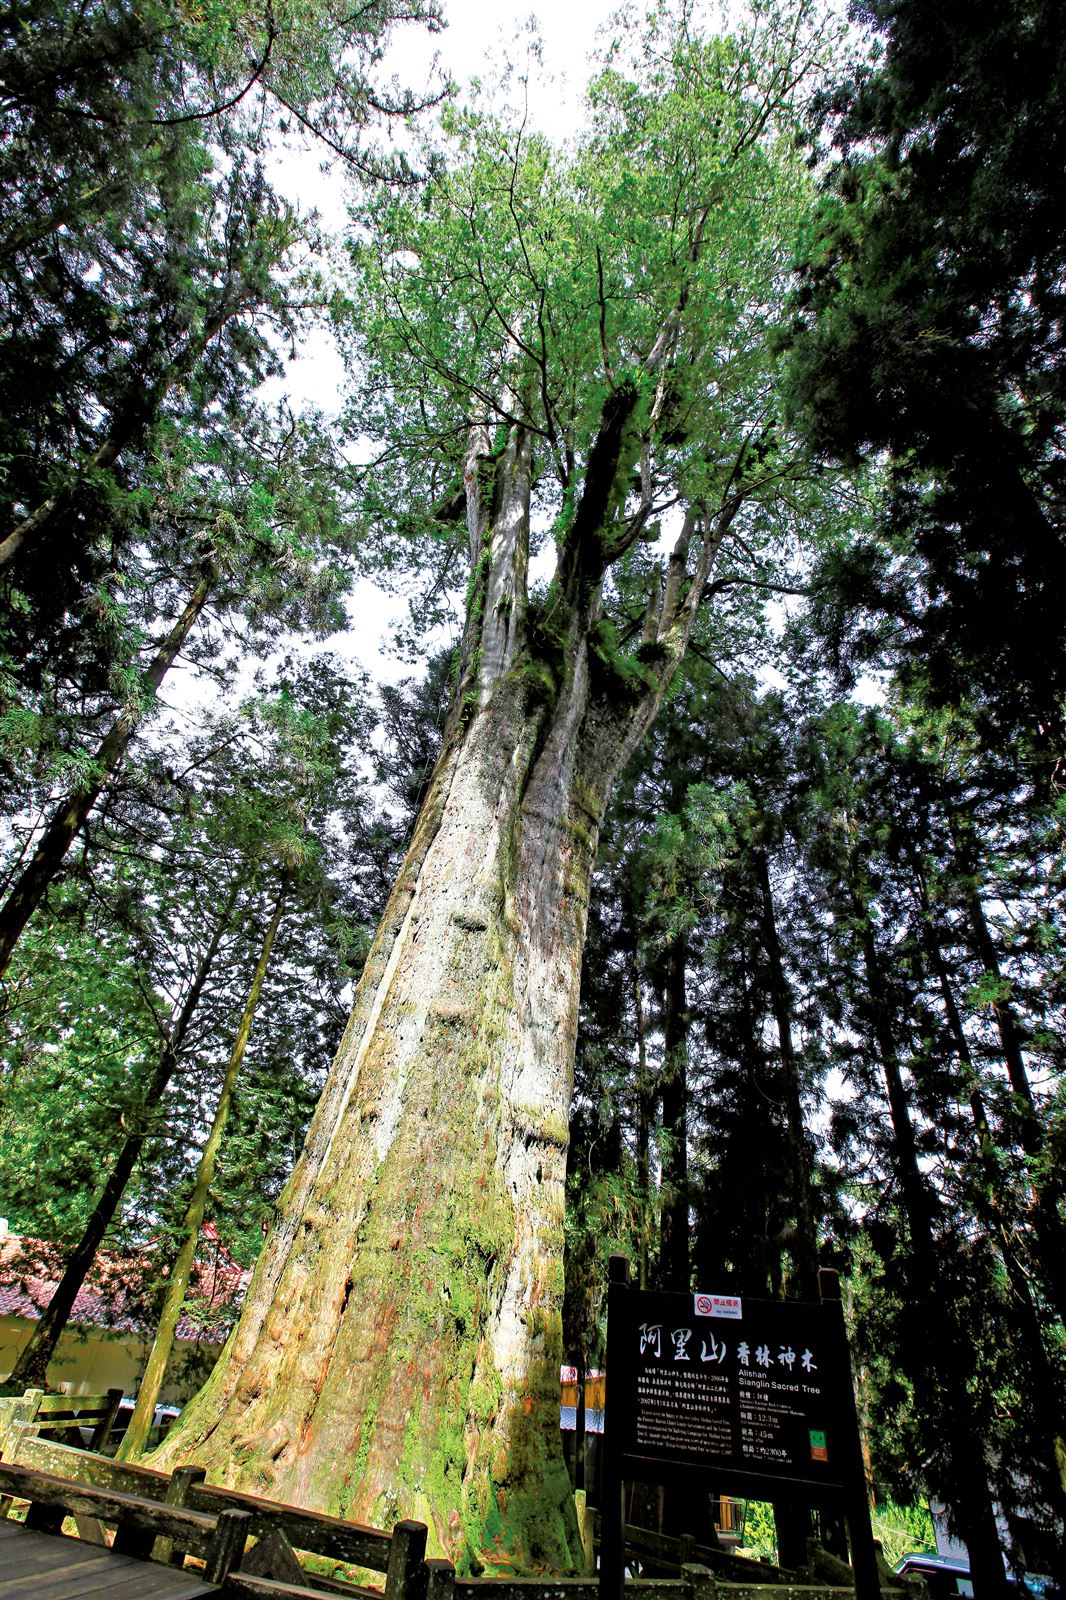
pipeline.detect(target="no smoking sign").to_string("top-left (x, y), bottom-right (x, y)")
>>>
top-left (693, 1292), bottom-right (743, 1320)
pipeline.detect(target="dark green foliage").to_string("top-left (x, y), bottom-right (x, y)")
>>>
top-left (0, 0), bottom-right (444, 989)
top-left (373, 649), bottom-right (452, 844)
top-left (786, 0), bottom-right (1066, 748)
top-left (0, 656), bottom-right (396, 1365)
top-left (566, 645), bottom-right (1066, 1578)
top-left (568, 658), bottom-right (836, 1323)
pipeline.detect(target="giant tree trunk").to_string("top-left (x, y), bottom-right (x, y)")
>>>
top-left (153, 668), bottom-right (608, 1565)
top-left (153, 386), bottom-right (730, 1567)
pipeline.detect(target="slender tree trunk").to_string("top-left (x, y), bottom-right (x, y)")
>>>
top-left (152, 390), bottom-right (732, 1568)
top-left (753, 845), bottom-right (819, 1300)
top-left (633, 964), bottom-right (653, 1292)
top-left (753, 856), bottom-right (820, 1569)
top-left (921, 871), bottom-right (1048, 1261)
top-left (965, 889), bottom-right (1037, 1107)
top-left (6, 884), bottom-right (236, 1391)
top-left (854, 884), bottom-right (1009, 1597)
top-left (656, 941), bottom-right (702, 1545)
top-left (573, 1354), bottom-right (585, 1495)
top-left (961, 878), bottom-right (1066, 1313)
top-left (913, 873), bottom-right (1066, 1515)
top-left (119, 878), bottom-right (287, 1460)
top-left (733, 955), bottom-right (780, 1298)
top-left (0, 571), bottom-right (214, 979)
top-left (657, 940), bottom-right (689, 1292)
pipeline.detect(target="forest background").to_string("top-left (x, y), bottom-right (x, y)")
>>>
top-left (0, 0), bottom-right (1064, 1591)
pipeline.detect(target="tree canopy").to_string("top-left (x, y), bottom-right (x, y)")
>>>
top-left (785, 0), bottom-right (1066, 752)
top-left (1, 0), bottom-right (1064, 1586)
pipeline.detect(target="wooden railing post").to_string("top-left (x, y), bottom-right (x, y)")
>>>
top-left (204, 1505), bottom-right (253, 1584)
top-left (24, 1494), bottom-right (64, 1536)
top-left (112, 1516), bottom-right (156, 1559)
top-left (89, 1388), bottom-right (124, 1451)
top-left (386, 1519), bottom-right (429, 1600)
top-left (10, 1395), bottom-right (54, 1537)
top-left (0, 1391), bottom-right (41, 1520)
top-left (0, 1388), bottom-right (42, 1456)
top-left (682, 1561), bottom-right (718, 1600)
top-left (159, 1463), bottom-right (207, 1566)
top-left (426, 1555), bottom-right (457, 1600)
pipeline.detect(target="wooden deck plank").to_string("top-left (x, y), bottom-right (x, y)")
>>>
top-left (17, 1553), bottom-right (147, 1598)
top-left (0, 1533), bottom-right (99, 1565)
top-left (0, 1541), bottom-right (119, 1590)
top-left (0, 1535), bottom-right (101, 1578)
top-left (0, 1520), bottom-right (217, 1598)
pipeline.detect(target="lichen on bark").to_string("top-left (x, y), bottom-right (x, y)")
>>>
top-left (158, 407), bottom-right (723, 1563)
top-left (153, 6), bottom-right (814, 1567)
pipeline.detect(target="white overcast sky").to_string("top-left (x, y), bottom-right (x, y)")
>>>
top-left (391, 0), bottom-right (614, 132)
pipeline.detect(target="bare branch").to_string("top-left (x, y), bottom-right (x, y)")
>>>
top-left (703, 574), bottom-right (810, 600)
top-left (150, 21), bottom-right (276, 126)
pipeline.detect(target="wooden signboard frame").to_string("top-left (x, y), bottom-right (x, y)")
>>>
top-left (599, 1258), bottom-right (880, 1600)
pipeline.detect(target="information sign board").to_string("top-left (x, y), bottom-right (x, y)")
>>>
top-left (616, 1287), bottom-right (848, 1491)
top-left (598, 1260), bottom-right (881, 1600)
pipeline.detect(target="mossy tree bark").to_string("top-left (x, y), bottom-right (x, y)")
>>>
top-left (153, 9), bottom-right (825, 1569)
top-left (154, 399), bottom-right (731, 1567)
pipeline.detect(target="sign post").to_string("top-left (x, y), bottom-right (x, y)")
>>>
top-left (599, 1256), bottom-right (880, 1600)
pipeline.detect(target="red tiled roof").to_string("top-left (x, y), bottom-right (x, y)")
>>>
top-left (0, 1232), bottom-right (250, 1345)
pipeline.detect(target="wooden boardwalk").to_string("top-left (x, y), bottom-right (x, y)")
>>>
top-left (0, 1518), bottom-right (217, 1597)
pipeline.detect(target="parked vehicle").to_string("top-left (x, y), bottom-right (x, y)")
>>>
top-left (79, 1397), bottom-right (180, 1453)
top-left (895, 1553), bottom-right (974, 1598)
top-left (895, 1553), bottom-right (1063, 1600)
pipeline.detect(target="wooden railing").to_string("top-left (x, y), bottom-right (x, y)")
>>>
top-left (0, 1420), bottom-right (425, 1596)
top-left (0, 1457), bottom-right (252, 1584)
top-left (0, 1384), bottom-right (123, 1451)
top-left (0, 1390), bottom-right (916, 1600)
top-left (610, 1523), bottom-right (797, 1584)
